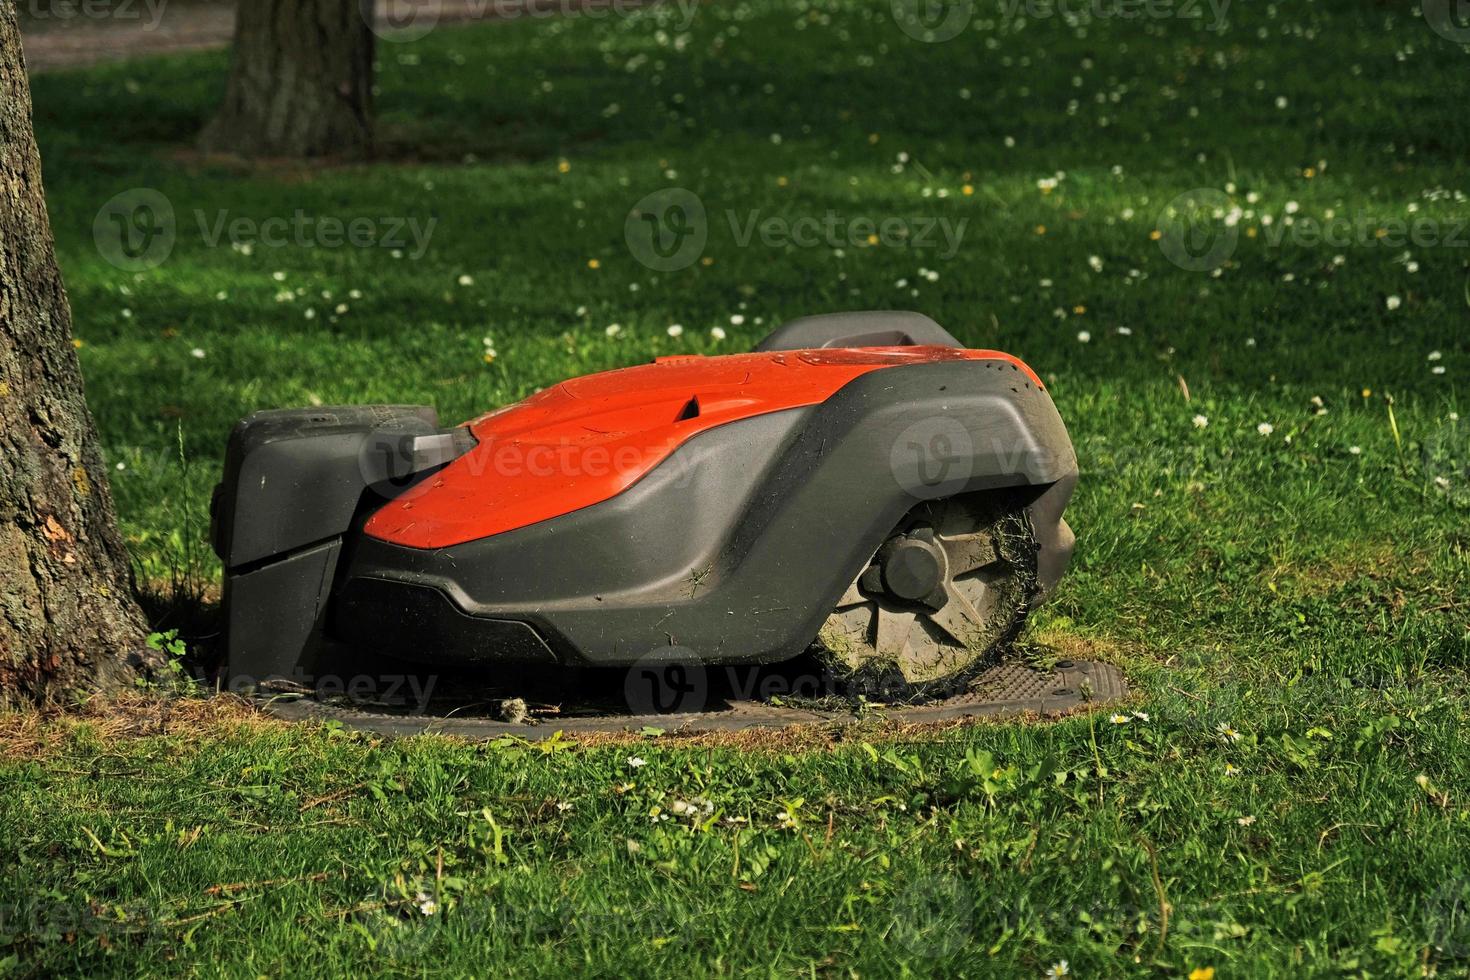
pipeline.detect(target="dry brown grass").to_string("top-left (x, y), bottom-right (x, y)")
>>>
top-left (0, 691), bottom-right (278, 762)
top-left (532, 703), bottom-right (1106, 753)
top-left (1263, 541), bottom-right (1427, 598)
top-left (0, 686), bottom-right (1116, 762)
top-left (1026, 628), bottom-right (1127, 663)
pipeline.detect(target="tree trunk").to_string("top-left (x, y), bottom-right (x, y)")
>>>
top-left (0, 8), bottom-right (159, 705)
top-left (200, 0), bottom-right (375, 159)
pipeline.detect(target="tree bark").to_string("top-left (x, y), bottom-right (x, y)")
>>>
top-left (200, 0), bottom-right (375, 159)
top-left (0, 8), bottom-right (158, 705)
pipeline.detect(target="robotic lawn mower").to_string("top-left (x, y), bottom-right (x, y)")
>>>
top-left (211, 311), bottom-right (1078, 699)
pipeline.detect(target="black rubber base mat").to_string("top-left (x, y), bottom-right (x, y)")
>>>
top-left (260, 660), bottom-right (1127, 739)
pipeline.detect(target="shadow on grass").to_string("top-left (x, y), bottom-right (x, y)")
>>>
top-left (134, 580), bottom-right (224, 677)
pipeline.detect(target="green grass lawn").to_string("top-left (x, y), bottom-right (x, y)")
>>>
top-left (3, 0), bottom-right (1469, 974)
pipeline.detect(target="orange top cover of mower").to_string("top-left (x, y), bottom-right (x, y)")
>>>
top-left (364, 346), bottom-right (1041, 549)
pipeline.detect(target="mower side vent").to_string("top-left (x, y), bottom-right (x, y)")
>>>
top-left (675, 396), bottom-right (702, 422)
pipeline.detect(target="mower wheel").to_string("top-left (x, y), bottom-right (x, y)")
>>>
top-left (815, 495), bottom-right (1039, 697)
